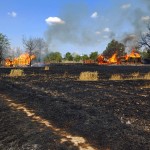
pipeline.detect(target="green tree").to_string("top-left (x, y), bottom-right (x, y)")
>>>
top-left (0, 33), bottom-right (10, 64)
top-left (82, 54), bottom-right (89, 61)
top-left (74, 54), bottom-right (81, 62)
top-left (89, 51), bottom-right (98, 61)
top-left (44, 52), bottom-right (62, 63)
top-left (35, 38), bottom-right (48, 62)
top-left (64, 52), bottom-right (73, 61)
top-left (140, 49), bottom-right (150, 59)
top-left (103, 39), bottom-right (125, 58)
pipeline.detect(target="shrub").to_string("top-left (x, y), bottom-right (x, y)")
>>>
top-left (79, 71), bottom-right (98, 81)
top-left (9, 69), bottom-right (25, 77)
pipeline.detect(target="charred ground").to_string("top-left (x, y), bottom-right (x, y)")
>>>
top-left (0, 64), bottom-right (150, 150)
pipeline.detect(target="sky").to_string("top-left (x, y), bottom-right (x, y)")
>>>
top-left (0, 0), bottom-right (150, 56)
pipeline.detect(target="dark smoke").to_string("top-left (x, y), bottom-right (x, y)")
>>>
top-left (121, 34), bottom-right (138, 52)
top-left (122, 34), bottom-right (136, 44)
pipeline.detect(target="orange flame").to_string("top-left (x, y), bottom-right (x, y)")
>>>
top-left (5, 53), bottom-right (36, 67)
top-left (125, 49), bottom-right (141, 61)
top-left (97, 49), bottom-right (141, 65)
top-left (108, 53), bottom-right (118, 64)
top-left (97, 55), bottom-right (105, 64)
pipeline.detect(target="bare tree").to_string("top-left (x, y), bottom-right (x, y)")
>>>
top-left (22, 37), bottom-right (37, 66)
top-left (139, 23), bottom-right (150, 50)
top-left (35, 38), bottom-right (48, 62)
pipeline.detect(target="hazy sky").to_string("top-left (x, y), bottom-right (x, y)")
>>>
top-left (0, 0), bottom-right (150, 56)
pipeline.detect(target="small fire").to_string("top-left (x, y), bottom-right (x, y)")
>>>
top-left (97, 55), bottom-right (106, 64)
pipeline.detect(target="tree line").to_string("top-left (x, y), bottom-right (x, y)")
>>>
top-left (1, 23), bottom-right (150, 66)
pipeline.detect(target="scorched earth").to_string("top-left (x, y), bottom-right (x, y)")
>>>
top-left (0, 64), bottom-right (150, 150)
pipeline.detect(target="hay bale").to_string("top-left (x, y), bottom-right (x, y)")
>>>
top-left (44, 66), bottom-right (49, 70)
top-left (79, 71), bottom-right (98, 81)
top-left (9, 69), bottom-right (24, 77)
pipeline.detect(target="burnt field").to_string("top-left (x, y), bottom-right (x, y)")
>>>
top-left (0, 64), bottom-right (150, 150)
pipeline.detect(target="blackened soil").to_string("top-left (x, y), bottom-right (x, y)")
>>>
top-left (0, 64), bottom-right (150, 150)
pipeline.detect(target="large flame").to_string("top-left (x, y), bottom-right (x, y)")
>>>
top-left (108, 53), bottom-right (118, 64)
top-left (5, 53), bottom-right (36, 67)
top-left (97, 53), bottom-right (118, 64)
top-left (97, 49), bottom-right (141, 65)
top-left (125, 49), bottom-right (141, 61)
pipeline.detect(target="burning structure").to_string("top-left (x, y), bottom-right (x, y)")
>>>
top-left (5, 53), bottom-right (36, 67)
top-left (97, 55), bottom-right (108, 64)
top-left (97, 49), bottom-right (141, 65)
top-left (124, 49), bottom-right (141, 63)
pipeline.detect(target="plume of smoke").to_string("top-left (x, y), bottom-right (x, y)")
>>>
top-left (45, 2), bottom-right (101, 50)
top-left (44, 1), bottom-right (150, 53)
top-left (141, 0), bottom-right (150, 9)
top-left (122, 34), bottom-right (136, 44)
top-left (121, 34), bottom-right (139, 52)
top-left (130, 8), bottom-right (148, 34)
top-left (120, 0), bottom-right (150, 52)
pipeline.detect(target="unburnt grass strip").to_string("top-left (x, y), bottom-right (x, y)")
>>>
top-left (109, 72), bottom-right (150, 80)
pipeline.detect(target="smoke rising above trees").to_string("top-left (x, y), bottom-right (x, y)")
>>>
top-left (44, 1), bottom-right (150, 54)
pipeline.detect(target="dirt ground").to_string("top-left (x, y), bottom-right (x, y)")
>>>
top-left (0, 64), bottom-right (150, 150)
